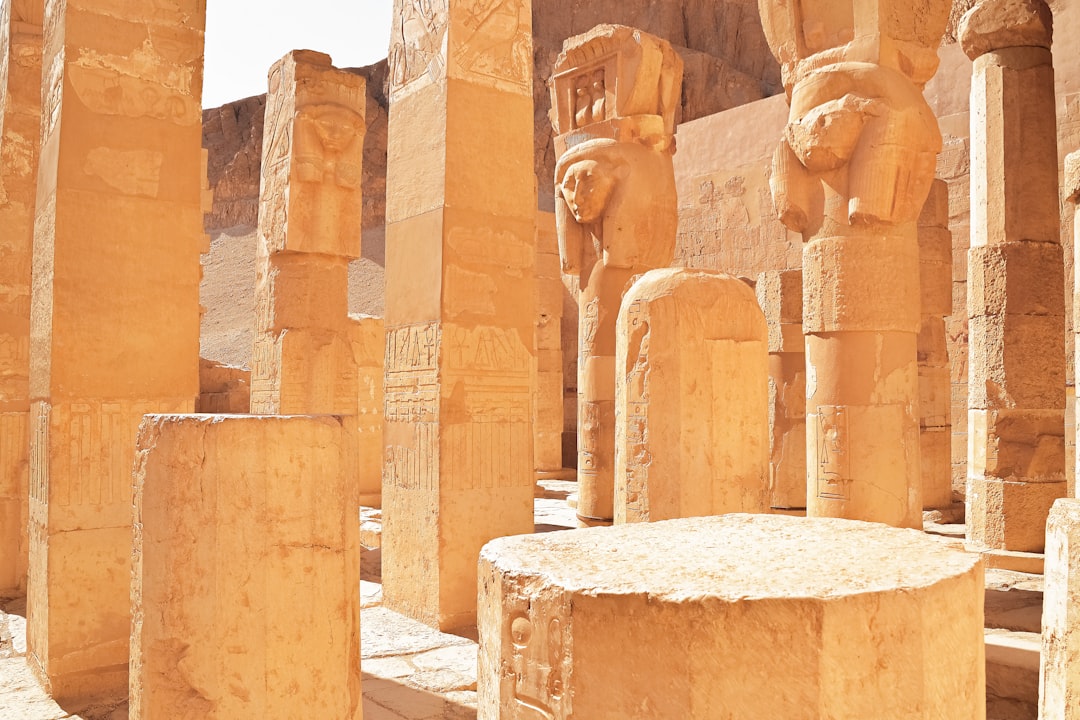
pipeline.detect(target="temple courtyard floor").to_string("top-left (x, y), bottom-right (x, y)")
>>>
top-left (0, 484), bottom-right (1048, 719)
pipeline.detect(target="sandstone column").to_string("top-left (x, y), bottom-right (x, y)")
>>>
top-left (549, 25), bottom-right (683, 526)
top-left (614, 268), bottom-right (769, 523)
top-left (534, 213), bottom-right (566, 477)
top-left (28, 0), bottom-right (205, 700)
top-left (248, 50), bottom-right (383, 506)
top-left (756, 269), bottom-right (806, 512)
top-left (0, 0), bottom-right (41, 595)
top-left (1071, 151), bottom-right (1080, 492)
top-left (382, 0), bottom-right (536, 630)
top-left (130, 415), bottom-right (361, 720)
top-left (919, 180), bottom-right (955, 511)
top-left (959, 0), bottom-right (1065, 552)
top-left (759, 0), bottom-right (950, 528)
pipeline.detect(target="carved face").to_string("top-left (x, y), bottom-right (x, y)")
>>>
top-left (308, 105), bottom-right (362, 153)
top-left (559, 159), bottom-right (616, 224)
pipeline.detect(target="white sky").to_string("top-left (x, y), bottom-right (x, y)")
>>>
top-left (203, 0), bottom-right (394, 108)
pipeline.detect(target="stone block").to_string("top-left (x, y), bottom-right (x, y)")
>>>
top-left (479, 515), bottom-right (984, 719)
top-left (967, 47), bottom-right (1058, 247)
top-left (919, 363), bottom-right (952, 427)
top-left (130, 414), bottom-right (361, 720)
top-left (615, 269), bottom-right (769, 523)
top-left (755, 269), bottom-right (802, 326)
top-left (968, 408), bottom-right (1066, 483)
top-left (968, 241), bottom-right (1064, 319)
top-left (921, 427), bottom-right (953, 510)
top-left (803, 235), bottom-right (921, 334)
top-left (967, 474), bottom-right (1065, 552)
top-left (968, 312), bottom-right (1066, 410)
top-left (0, 412), bottom-right (29, 594)
top-left (255, 254), bottom-right (350, 333)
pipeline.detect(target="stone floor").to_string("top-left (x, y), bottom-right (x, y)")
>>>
top-left (0, 484), bottom-right (578, 720)
top-left (0, 491), bottom-right (1041, 719)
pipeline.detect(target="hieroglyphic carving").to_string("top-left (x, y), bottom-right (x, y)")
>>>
top-left (385, 322), bottom-right (441, 423)
top-left (29, 401), bottom-right (47, 504)
top-left (816, 406), bottom-right (850, 500)
top-left (389, 0), bottom-right (448, 98)
top-left (451, 0), bottom-right (530, 91)
top-left (441, 325), bottom-right (531, 491)
top-left (622, 298), bottom-right (651, 518)
top-left (501, 591), bottom-right (573, 719)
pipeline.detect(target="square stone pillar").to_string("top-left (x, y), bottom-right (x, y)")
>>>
top-left (1068, 151), bottom-right (1080, 499)
top-left (919, 180), bottom-right (955, 510)
top-left (130, 415), bottom-right (361, 720)
top-left (27, 0), bottom-right (205, 700)
top-left (534, 212), bottom-right (565, 476)
top-left (248, 51), bottom-right (383, 506)
top-left (756, 269), bottom-right (806, 512)
top-left (960, 0), bottom-right (1065, 552)
top-left (0, 0), bottom-right (41, 596)
top-left (250, 50), bottom-right (365, 417)
top-left (382, 0), bottom-right (536, 630)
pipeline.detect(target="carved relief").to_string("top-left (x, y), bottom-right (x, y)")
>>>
top-left (501, 592), bottom-right (573, 719)
top-left (621, 298), bottom-right (651, 517)
top-left (293, 103), bottom-right (364, 188)
top-left (29, 403), bottom-right (47, 505)
top-left (816, 406), bottom-right (850, 500)
top-left (452, 0), bottom-right (530, 91)
top-left (389, 0), bottom-right (448, 97)
top-left (66, 65), bottom-right (198, 126)
top-left (385, 322), bottom-right (441, 424)
top-left (383, 329), bottom-right (439, 496)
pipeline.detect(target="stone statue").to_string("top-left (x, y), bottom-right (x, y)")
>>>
top-left (758, 0), bottom-right (950, 527)
top-left (549, 25), bottom-right (682, 526)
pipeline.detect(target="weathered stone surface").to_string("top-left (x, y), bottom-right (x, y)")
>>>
top-left (1041, 498), bottom-right (1080, 720)
top-left (250, 50), bottom-right (366, 415)
top-left (756, 269), bottom-right (806, 509)
top-left (478, 514), bottom-right (985, 719)
top-left (963, 0), bottom-right (1064, 552)
top-left (959, 0), bottom-right (1054, 57)
top-left (615, 268), bottom-right (769, 523)
top-left (552, 25), bottom-right (682, 526)
top-left (27, 0), bottom-right (205, 701)
top-left (761, 0), bottom-right (949, 528)
top-left (382, 0), bottom-right (536, 630)
top-left (196, 358), bottom-right (250, 414)
top-left (0, 0), bottom-right (41, 597)
top-left (130, 414), bottom-right (361, 720)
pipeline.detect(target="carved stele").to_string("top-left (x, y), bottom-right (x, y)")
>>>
top-left (0, 0), bottom-right (42, 596)
top-left (614, 268), bottom-right (769, 523)
top-left (549, 24), bottom-right (683, 526)
top-left (382, 0), bottom-right (536, 631)
top-left (27, 0), bottom-right (205, 702)
top-left (959, 0), bottom-right (1065, 552)
top-left (758, 0), bottom-right (950, 528)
